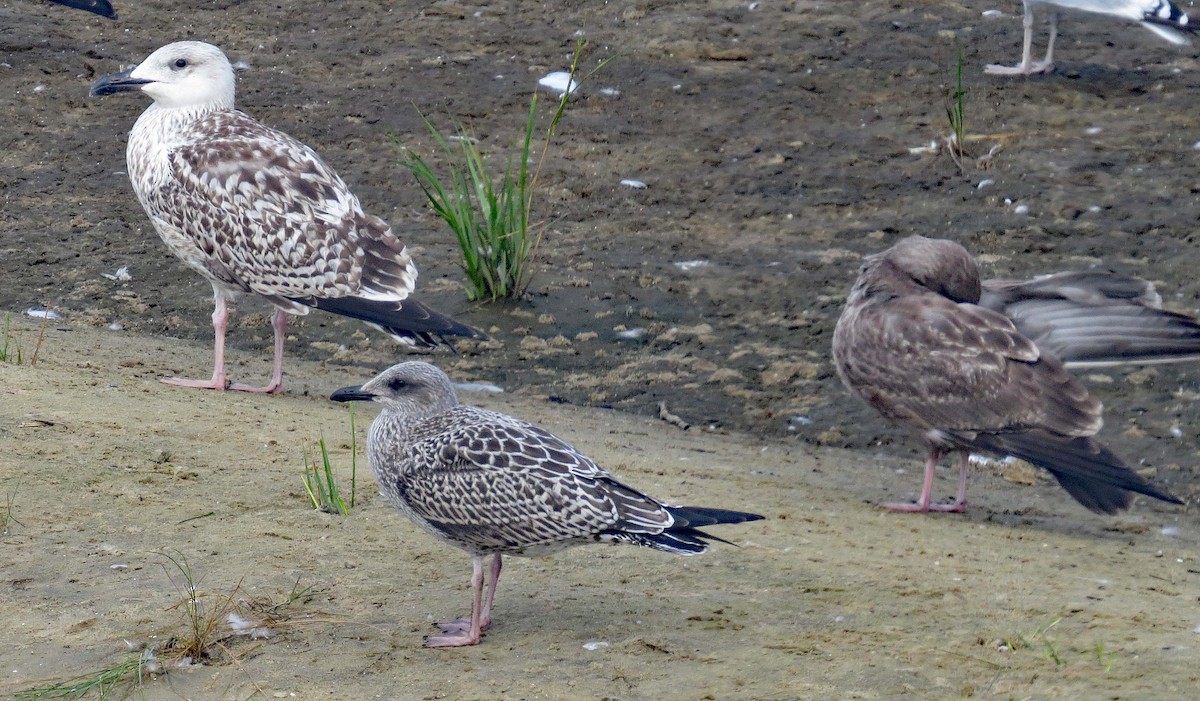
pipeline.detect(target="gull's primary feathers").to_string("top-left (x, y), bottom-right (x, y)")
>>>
top-left (90, 41), bottom-right (484, 393)
top-left (331, 361), bottom-right (762, 647)
top-left (980, 271), bottom-right (1200, 367)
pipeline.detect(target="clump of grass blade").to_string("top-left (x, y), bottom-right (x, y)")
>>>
top-left (1, 312), bottom-right (49, 365)
top-left (943, 42), bottom-right (968, 173)
top-left (157, 549), bottom-right (241, 663)
top-left (2, 486), bottom-right (20, 537)
top-left (398, 38), bottom-right (612, 301)
top-left (13, 650), bottom-right (153, 700)
top-left (302, 406), bottom-right (357, 515)
top-left (16, 554), bottom-right (312, 699)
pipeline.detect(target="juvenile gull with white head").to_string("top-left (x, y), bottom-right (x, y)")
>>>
top-left (90, 41), bottom-right (485, 393)
top-left (331, 362), bottom-right (763, 648)
top-left (832, 236), bottom-right (1183, 515)
top-left (986, 0), bottom-right (1194, 76)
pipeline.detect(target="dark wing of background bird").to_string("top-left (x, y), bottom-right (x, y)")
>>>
top-left (981, 272), bottom-right (1200, 367)
top-left (393, 408), bottom-right (675, 553)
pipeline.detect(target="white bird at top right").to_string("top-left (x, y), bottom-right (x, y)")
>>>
top-left (986, 0), bottom-right (1196, 76)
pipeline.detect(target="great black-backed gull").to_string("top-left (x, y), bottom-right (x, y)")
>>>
top-left (831, 236), bottom-right (1183, 514)
top-left (90, 41), bottom-right (485, 393)
top-left (330, 362), bottom-right (763, 648)
top-left (986, 0), bottom-right (1194, 75)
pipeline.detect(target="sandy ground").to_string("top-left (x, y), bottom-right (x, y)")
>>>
top-left (1, 314), bottom-right (1198, 699)
top-left (3, 0), bottom-right (1200, 698)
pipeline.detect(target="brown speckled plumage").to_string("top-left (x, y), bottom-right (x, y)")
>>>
top-left (91, 41), bottom-right (483, 393)
top-left (832, 236), bottom-right (1182, 515)
top-left (331, 361), bottom-right (762, 647)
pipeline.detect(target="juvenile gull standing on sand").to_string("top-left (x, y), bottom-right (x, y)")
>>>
top-left (90, 41), bottom-right (484, 393)
top-left (331, 362), bottom-right (763, 648)
top-left (986, 0), bottom-right (1194, 75)
top-left (832, 236), bottom-right (1183, 515)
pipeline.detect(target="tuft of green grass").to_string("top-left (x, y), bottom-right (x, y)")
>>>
top-left (13, 650), bottom-right (154, 700)
top-left (398, 38), bottom-right (612, 302)
top-left (1, 312), bottom-right (49, 365)
top-left (302, 406), bottom-right (357, 515)
top-left (943, 43), bottom-right (968, 173)
top-left (1004, 617), bottom-right (1064, 667)
top-left (1093, 640), bottom-right (1115, 673)
top-left (1, 313), bottom-right (21, 363)
top-left (2, 486), bottom-right (20, 537)
top-left (16, 553), bottom-right (308, 699)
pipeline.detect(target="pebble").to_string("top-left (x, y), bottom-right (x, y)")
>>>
top-left (538, 71), bottom-right (578, 95)
top-left (25, 308), bottom-right (60, 320)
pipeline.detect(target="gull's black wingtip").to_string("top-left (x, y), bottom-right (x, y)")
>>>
top-left (48, 0), bottom-right (117, 19)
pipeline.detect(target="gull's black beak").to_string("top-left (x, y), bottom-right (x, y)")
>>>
top-left (49, 0), bottom-right (117, 19)
top-left (90, 68), bottom-right (151, 97)
top-left (330, 385), bottom-right (375, 403)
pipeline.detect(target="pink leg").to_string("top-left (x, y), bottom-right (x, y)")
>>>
top-left (1018, 11), bottom-right (1058, 75)
top-left (162, 298), bottom-right (287, 394)
top-left (227, 308), bottom-right (286, 393)
top-left (479, 553), bottom-right (502, 630)
top-left (162, 294), bottom-right (232, 390)
top-left (883, 447), bottom-right (968, 513)
top-left (949, 451), bottom-right (970, 512)
top-left (985, 6), bottom-right (1056, 76)
top-left (426, 555), bottom-right (486, 648)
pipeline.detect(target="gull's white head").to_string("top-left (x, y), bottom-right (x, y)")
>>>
top-left (91, 41), bottom-right (235, 111)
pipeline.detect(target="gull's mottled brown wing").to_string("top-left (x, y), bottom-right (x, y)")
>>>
top-left (835, 292), bottom-right (1102, 439)
top-left (162, 111), bottom-right (416, 302)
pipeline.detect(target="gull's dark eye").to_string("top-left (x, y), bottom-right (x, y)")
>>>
top-left (173, 58), bottom-right (188, 69)
top-left (388, 378), bottom-right (408, 392)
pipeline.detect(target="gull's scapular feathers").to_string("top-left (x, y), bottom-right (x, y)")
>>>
top-left (90, 41), bottom-right (484, 393)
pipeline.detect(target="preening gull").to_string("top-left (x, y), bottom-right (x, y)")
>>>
top-left (330, 362), bottom-right (763, 648)
top-left (831, 236), bottom-right (1183, 514)
top-left (986, 0), bottom-right (1194, 75)
top-left (90, 41), bottom-right (485, 393)
top-left (47, 0), bottom-right (116, 18)
top-left (980, 271), bottom-right (1200, 367)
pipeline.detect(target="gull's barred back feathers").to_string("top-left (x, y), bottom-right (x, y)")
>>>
top-left (140, 110), bottom-right (417, 307)
top-left (369, 401), bottom-right (697, 556)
